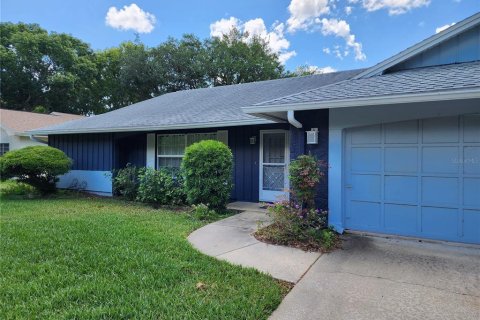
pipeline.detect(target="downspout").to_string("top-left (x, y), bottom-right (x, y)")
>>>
top-left (287, 110), bottom-right (302, 128)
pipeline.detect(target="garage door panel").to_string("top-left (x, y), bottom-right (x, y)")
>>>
top-left (463, 210), bottom-right (480, 243)
top-left (346, 201), bottom-right (381, 229)
top-left (421, 207), bottom-right (458, 238)
top-left (351, 147), bottom-right (381, 172)
top-left (345, 115), bottom-right (479, 244)
top-left (422, 177), bottom-right (459, 207)
top-left (384, 176), bottom-right (418, 203)
top-left (464, 178), bottom-right (480, 208)
top-left (350, 125), bottom-right (382, 144)
top-left (463, 147), bottom-right (480, 174)
top-left (422, 117), bottom-right (459, 143)
top-left (350, 174), bottom-right (381, 201)
top-left (463, 114), bottom-right (480, 143)
top-left (384, 121), bottom-right (418, 144)
top-left (384, 204), bottom-right (417, 233)
top-left (385, 147), bottom-right (418, 173)
top-left (422, 147), bottom-right (459, 174)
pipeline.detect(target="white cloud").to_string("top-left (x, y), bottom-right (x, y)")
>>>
top-left (286, 0), bottom-right (330, 32)
top-left (320, 18), bottom-right (366, 60)
top-left (210, 17), bottom-right (296, 64)
top-left (322, 47), bottom-right (331, 54)
top-left (105, 3), bottom-right (156, 33)
top-left (309, 65), bottom-right (337, 73)
top-left (209, 17), bottom-right (240, 38)
top-left (435, 22), bottom-right (455, 34)
top-left (362, 0), bottom-right (430, 15)
top-left (345, 6), bottom-right (353, 15)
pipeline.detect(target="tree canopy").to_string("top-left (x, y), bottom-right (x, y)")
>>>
top-left (1, 22), bottom-right (289, 115)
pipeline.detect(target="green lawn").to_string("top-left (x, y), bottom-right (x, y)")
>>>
top-left (0, 196), bottom-right (286, 319)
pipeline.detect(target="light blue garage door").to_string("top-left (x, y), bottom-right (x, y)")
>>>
top-left (344, 115), bottom-right (480, 244)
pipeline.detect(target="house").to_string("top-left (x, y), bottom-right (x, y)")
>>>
top-left (31, 13), bottom-right (480, 244)
top-left (0, 109), bottom-right (84, 155)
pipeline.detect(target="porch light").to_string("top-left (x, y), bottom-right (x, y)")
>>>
top-left (250, 136), bottom-right (257, 145)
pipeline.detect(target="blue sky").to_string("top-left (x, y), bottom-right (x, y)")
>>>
top-left (1, 0), bottom-right (479, 72)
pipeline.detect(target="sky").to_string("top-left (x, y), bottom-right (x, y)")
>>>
top-left (1, 0), bottom-right (479, 72)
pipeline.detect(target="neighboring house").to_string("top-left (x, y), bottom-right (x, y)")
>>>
top-left (0, 110), bottom-right (83, 155)
top-left (31, 13), bottom-right (480, 244)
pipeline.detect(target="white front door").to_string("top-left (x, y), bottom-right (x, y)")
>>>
top-left (259, 130), bottom-right (289, 202)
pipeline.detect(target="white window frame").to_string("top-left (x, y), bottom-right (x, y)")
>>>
top-left (156, 131), bottom-right (226, 169)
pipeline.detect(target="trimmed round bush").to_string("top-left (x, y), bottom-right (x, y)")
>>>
top-left (112, 164), bottom-right (144, 200)
top-left (0, 146), bottom-right (72, 194)
top-left (181, 140), bottom-right (233, 210)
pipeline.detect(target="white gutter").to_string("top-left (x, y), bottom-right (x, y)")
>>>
top-left (287, 110), bottom-right (302, 128)
top-left (29, 134), bottom-right (47, 144)
top-left (27, 118), bottom-right (282, 135)
top-left (243, 88), bottom-right (480, 114)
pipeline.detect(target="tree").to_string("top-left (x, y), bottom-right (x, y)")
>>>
top-left (96, 42), bottom-right (163, 111)
top-left (206, 29), bottom-right (285, 86)
top-left (153, 34), bottom-right (209, 92)
top-left (0, 22), bottom-right (101, 114)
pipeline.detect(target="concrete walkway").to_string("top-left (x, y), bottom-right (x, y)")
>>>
top-left (187, 202), bottom-right (320, 283)
top-left (270, 235), bottom-right (480, 320)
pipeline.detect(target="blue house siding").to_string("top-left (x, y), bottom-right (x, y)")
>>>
top-left (114, 133), bottom-right (147, 169)
top-left (49, 133), bottom-right (113, 171)
top-left (289, 109), bottom-right (329, 210)
top-left (145, 123), bottom-right (288, 202)
top-left (49, 118), bottom-right (329, 205)
top-left (389, 25), bottom-right (480, 72)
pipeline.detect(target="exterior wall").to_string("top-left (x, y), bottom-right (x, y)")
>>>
top-left (0, 126), bottom-right (46, 150)
top-left (49, 133), bottom-right (114, 195)
top-left (114, 133), bottom-right (147, 169)
top-left (328, 98), bottom-right (480, 232)
top-left (49, 133), bottom-right (114, 170)
top-left (290, 109), bottom-right (329, 209)
top-left (389, 25), bottom-right (480, 72)
top-left (145, 123), bottom-right (289, 202)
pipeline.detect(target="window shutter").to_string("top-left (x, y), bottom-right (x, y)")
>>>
top-left (217, 130), bottom-right (228, 146)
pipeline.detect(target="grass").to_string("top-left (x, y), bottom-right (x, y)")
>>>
top-left (0, 192), bottom-right (287, 319)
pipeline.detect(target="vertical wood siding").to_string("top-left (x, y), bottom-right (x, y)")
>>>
top-left (49, 133), bottom-right (113, 171)
top-left (389, 25), bottom-right (480, 72)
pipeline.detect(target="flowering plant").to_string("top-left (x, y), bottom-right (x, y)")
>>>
top-left (288, 155), bottom-right (326, 209)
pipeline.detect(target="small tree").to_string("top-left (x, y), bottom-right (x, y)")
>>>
top-left (0, 146), bottom-right (71, 194)
top-left (181, 140), bottom-right (233, 210)
top-left (289, 155), bottom-right (326, 209)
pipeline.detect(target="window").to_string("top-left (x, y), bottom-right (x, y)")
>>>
top-left (157, 132), bottom-right (220, 168)
top-left (0, 143), bottom-right (9, 156)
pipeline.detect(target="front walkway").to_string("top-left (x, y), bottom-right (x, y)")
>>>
top-left (187, 202), bottom-right (320, 283)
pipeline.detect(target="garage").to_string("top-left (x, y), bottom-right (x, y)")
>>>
top-left (344, 114), bottom-right (480, 244)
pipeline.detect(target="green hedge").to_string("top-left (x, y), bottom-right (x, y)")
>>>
top-left (0, 146), bottom-right (71, 194)
top-left (182, 140), bottom-right (233, 210)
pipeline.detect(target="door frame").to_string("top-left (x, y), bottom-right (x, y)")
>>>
top-left (259, 129), bottom-right (290, 202)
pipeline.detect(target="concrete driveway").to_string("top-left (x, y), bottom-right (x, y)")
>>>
top-left (271, 235), bottom-right (480, 320)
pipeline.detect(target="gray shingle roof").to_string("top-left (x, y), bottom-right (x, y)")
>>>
top-left (253, 61), bottom-right (480, 108)
top-left (31, 69), bottom-right (363, 134)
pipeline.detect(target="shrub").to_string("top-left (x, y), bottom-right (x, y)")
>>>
top-left (190, 203), bottom-right (218, 221)
top-left (0, 146), bottom-right (71, 194)
top-left (182, 140), bottom-right (233, 210)
top-left (289, 155), bottom-right (326, 209)
top-left (0, 180), bottom-right (38, 198)
top-left (255, 201), bottom-right (334, 251)
top-left (137, 167), bottom-right (186, 206)
top-left (112, 164), bottom-right (143, 200)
